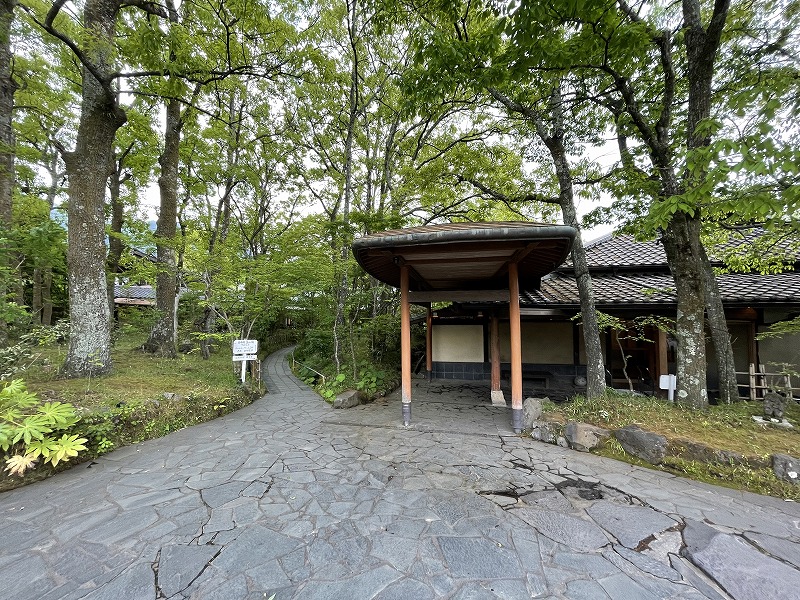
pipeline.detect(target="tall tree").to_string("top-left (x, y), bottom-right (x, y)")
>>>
top-left (30, 0), bottom-right (166, 376)
top-left (0, 0), bottom-right (16, 343)
top-left (394, 3), bottom-right (609, 397)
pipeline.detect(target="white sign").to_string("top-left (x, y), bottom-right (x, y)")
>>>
top-left (233, 339), bottom-right (258, 355)
top-left (659, 374), bottom-right (677, 402)
top-left (232, 354), bottom-right (258, 362)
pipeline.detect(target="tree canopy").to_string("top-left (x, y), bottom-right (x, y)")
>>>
top-left (0, 0), bottom-right (796, 406)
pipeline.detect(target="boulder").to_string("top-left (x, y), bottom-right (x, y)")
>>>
top-left (530, 420), bottom-right (562, 444)
top-left (522, 397), bottom-right (544, 430)
top-left (333, 390), bottom-right (366, 409)
top-left (763, 391), bottom-right (787, 419)
top-left (564, 422), bottom-right (611, 452)
top-left (771, 454), bottom-right (799, 485)
top-left (614, 425), bottom-right (667, 464)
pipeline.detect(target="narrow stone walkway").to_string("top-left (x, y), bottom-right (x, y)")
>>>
top-left (2, 347), bottom-right (799, 600)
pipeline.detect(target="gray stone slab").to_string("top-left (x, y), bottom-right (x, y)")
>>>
top-left (552, 552), bottom-right (619, 578)
top-left (607, 545), bottom-right (682, 582)
top-left (669, 555), bottom-right (731, 600)
top-left (586, 501), bottom-right (677, 549)
top-left (515, 508), bottom-right (610, 551)
top-left (684, 526), bottom-right (800, 600)
top-left (82, 562), bottom-right (155, 600)
top-left (743, 532), bottom-right (800, 569)
top-left (438, 536), bottom-right (523, 579)
top-left (374, 577), bottom-right (436, 600)
top-left (598, 572), bottom-right (659, 600)
top-left (566, 579), bottom-right (612, 599)
top-left (211, 524), bottom-right (300, 573)
top-left (158, 544), bottom-right (219, 597)
top-left (295, 565), bottom-right (402, 600)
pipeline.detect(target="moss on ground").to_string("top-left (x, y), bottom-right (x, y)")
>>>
top-left (1, 326), bottom-right (261, 492)
top-left (546, 390), bottom-right (800, 500)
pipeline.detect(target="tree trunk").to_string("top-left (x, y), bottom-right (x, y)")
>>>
top-left (143, 95), bottom-right (180, 357)
top-left (702, 252), bottom-right (739, 403)
top-left (107, 153), bottom-right (125, 321)
top-left (541, 86), bottom-right (606, 399)
top-left (0, 0), bottom-right (16, 344)
top-left (333, 0), bottom-right (359, 373)
top-left (41, 266), bottom-right (52, 326)
top-left (62, 0), bottom-right (126, 377)
top-left (32, 267), bottom-right (42, 324)
top-left (662, 212), bottom-right (708, 408)
top-left (683, 0), bottom-right (737, 404)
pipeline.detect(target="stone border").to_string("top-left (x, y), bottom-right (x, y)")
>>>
top-left (522, 398), bottom-right (799, 486)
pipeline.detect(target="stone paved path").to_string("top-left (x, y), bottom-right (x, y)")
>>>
top-left (2, 347), bottom-right (799, 600)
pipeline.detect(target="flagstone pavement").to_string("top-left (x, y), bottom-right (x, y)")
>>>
top-left (2, 347), bottom-right (799, 600)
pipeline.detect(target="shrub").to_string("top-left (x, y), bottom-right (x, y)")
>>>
top-left (0, 379), bottom-right (87, 476)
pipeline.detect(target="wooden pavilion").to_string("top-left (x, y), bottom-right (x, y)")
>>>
top-left (352, 222), bottom-right (576, 432)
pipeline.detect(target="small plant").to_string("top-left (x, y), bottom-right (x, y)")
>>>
top-left (318, 373), bottom-right (346, 403)
top-left (0, 379), bottom-right (87, 476)
top-left (356, 366), bottom-right (386, 397)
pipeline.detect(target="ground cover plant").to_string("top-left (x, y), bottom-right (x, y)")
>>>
top-left (0, 320), bottom-right (259, 492)
top-left (543, 391), bottom-right (800, 500)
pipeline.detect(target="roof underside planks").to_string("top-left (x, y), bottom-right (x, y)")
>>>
top-left (352, 222), bottom-right (576, 293)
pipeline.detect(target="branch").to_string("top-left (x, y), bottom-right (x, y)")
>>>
top-left (120, 0), bottom-right (168, 18)
top-left (457, 175), bottom-right (559, 206)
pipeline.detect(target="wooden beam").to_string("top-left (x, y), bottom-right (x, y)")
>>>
top-left (509, 262), bottom-right (523, 432)
top-left (492, 241), bottom-right (540, 279)
top-left (408, 290), bottom-right (509, 303)
top-left (400, 264), bottom-right (412, 425)
top-left (426, 306), bottom-right (433, 380)
top-left (490, 314), bottom-right (505, 406)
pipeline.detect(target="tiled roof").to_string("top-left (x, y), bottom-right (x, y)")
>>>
top-left (570, 230), bottom-right (800, 271)
top-left (114, 285), bottom-right (155, 300)
top-left (578, 234), bottom-right (666, 268)
top-left (523, 271), bottom-right (800, 307)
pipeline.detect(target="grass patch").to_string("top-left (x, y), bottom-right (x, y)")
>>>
top-left (1, 324), bottom-right (261, 492)
top-left (546, 390), bottom-right (800, 500)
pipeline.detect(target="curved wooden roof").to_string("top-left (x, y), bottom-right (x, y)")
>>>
top-left (352, 222), bottom-right (576, 293)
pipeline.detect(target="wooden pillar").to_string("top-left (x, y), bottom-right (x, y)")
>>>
top-left (400, 264), bottom-right (412, 425)
top-left (490, 314), bottom-right (505, 406)
top-left (509, 262), bottom-right (523, 432)
top-left (426, 306), bottom-right (433, 381)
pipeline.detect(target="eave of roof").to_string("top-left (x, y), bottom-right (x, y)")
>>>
top-left (525, 271), bottom-right (800, 308)
top-left (352, 222), bottom-right (576, 292)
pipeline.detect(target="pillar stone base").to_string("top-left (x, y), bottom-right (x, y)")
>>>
top-left (512, 408), bottom-right (523, 433)
top-left (402, 403), bottom-right (411, 426)
top-left (490, 390), bottom-right (506, 407)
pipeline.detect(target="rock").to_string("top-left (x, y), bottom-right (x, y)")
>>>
top-left (763, 391), bottom-right (786, 419)
top-left (668, 439), bottom-right (770, 469)
top-left (333, 389), bottom-right (365, 409)
top-left (530, 420), bottom-right (562, 444)
top-left (564, 422), bottom-right (611, 452)
top-left (771, 454), bottom-right (799, 484)
top-left (614, 425), bottom-right (667, 465)
top-left (522, 397), bottom-right (543, 429)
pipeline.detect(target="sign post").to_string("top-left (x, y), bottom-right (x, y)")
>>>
top-left (232, 339), bottom-right (259, 384)
top-left (659, 374), bottom-right (677, 402)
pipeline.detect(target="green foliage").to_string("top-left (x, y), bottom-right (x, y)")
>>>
top-left (356, 365), bottom-right (387, 397)
top-left (757, 317), bottom-right (800, 340)
top-left (0, 380), bottom-right (86, 476)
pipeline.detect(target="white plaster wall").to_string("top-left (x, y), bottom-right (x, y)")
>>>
top-left (499, 322), bottom-right (574, 364)
top-left (432, 324), bottom-right (484, 363)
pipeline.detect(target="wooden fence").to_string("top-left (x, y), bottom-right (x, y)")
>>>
top-left (736, 364), bottom-right (800, 401)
